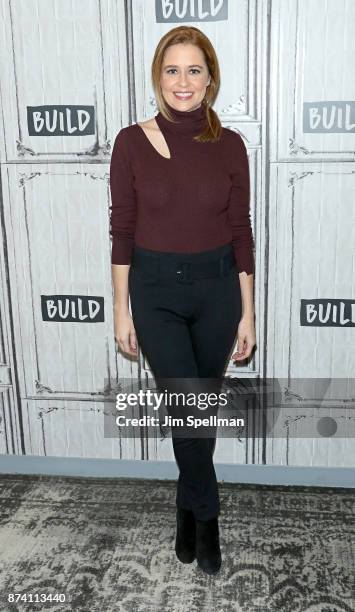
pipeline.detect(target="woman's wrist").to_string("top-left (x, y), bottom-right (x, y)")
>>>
top-left (241, 309), bottom-right (255, 320)
top-left (114, 302), bottom-right (130, 315)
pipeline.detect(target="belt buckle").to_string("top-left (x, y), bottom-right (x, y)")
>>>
top-left (176, 261), bottom-right (194, 284)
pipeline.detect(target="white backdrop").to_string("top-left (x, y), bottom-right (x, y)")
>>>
top-left (0, 0), bottom-right (354, 472)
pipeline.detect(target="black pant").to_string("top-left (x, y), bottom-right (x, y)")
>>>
top-left (128, 242), bottom-right (242, 520)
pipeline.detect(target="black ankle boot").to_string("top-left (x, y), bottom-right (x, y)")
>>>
top-left (195, 517), bottom-right (222, 575)
top-left (175, 507), bottom-right (196, 563)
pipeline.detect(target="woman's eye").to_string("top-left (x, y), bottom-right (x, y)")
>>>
top-left (166, 69), bottom-right (201, 75)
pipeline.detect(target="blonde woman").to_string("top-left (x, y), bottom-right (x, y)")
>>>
top-left (110, 26), bottom-right (256, 575)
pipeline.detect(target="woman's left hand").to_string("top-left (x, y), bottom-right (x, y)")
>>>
top-left (232, 314), bottom-right (256, 361)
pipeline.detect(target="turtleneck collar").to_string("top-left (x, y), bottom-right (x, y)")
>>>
top-left (155, 100), bottom-right (207, 137)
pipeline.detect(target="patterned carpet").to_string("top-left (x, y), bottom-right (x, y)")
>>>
top-left (0, 474), bottom-right (353, 612)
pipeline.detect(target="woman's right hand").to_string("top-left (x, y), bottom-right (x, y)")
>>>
top-left (114, 308), bottom-right (138, 357)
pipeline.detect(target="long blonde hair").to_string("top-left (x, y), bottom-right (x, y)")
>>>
top-left (151, 26), bottom-right (222, 143)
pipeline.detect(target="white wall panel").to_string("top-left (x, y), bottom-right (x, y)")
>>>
top-left (267, 162), bottom-right (355, 379)
top-left (270, 0), bottom-right (355, 161)
top-left (0, 0), bottom-right (129, 160)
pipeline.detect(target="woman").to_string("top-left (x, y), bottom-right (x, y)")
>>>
top-left (109, 25), bottom-right (256, 575)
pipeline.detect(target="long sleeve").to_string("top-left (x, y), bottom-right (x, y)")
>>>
top-left (109, 128), bottom-right (137, 264)
top-left (227, 132), bottom-right (255, 275)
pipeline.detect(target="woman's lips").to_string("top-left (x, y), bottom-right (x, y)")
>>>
top-left (173, 92), bottom-right (193, 100)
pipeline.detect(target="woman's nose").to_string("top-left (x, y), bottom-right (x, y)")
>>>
top-left (177, 74), bottom-right (189, 87)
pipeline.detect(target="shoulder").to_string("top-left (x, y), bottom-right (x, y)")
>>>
top-left (111, 123), bottom-right (142, 158)
top-left (113, 123), bottom-right (138, 143)
top-left (112, 125), bottom-right (130, 149)
top-left (221, 126), bottom-right (247, 148)
top-left (220, 127), bottom-right (249, 161)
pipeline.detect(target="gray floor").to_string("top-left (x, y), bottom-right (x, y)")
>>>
top-left (0, 474), bottom-right (354, 612)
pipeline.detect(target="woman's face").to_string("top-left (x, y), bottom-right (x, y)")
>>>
top-left (160, 43), bottom-right (211, 112)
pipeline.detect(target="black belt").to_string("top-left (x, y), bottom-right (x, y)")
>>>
top-left (131, 249), bottom-right (236, 284)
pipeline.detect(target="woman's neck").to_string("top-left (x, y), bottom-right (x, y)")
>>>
top-left (155, 100), bottom-right (207, 137)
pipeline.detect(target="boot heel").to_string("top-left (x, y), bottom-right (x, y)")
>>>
top-left (195, 517), bottom-right (222, 575)
top-left (175, 507), bottom-right (196, 564)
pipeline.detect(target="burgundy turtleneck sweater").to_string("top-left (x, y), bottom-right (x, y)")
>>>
top-left (109, 102), bottom-right (255, 275)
